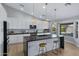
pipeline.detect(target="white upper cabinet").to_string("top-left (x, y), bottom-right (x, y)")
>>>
top-left (36, 19), bottom-right (49, 29)
top-left (7, 16), bottom-right (33, 29)
top-left (7, 17), bottom-right (49, 29)
top-left (5, 4), bottom-right (49, 29)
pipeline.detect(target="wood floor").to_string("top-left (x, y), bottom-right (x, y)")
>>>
top-left (8, 43), bottom-right (24, 56)
top-left (8, 42), bottom-right (79, 56)
top-left (61, 42), bottom-right (79, 56)
top-left (46, 42), bottom-right (79, 56)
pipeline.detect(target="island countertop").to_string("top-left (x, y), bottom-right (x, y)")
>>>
top-left (23, 35), bottom-right (60, 56)
top-left (23, 34), bottom-right (60, 42)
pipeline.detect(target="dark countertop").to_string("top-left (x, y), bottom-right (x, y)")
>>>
top-left (8, 32), bottom-right (51, 35)
top-left (24, 36), bottom-right (58, 42)
top-left (24, 35), bottom-right (64, 42)
top-left (8, 33), bottom-right (29, 35)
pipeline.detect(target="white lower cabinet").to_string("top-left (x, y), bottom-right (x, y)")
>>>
top-left (28, 39), bottom-right (52, 56)
top-left (28, 40), bottom-right (47, 56)
top-left (46, 39), bottom-right (53, 51)
top-left (28, 41), bottom-right (39, 56)
top-left (28, 38), bottom-right (59, 56)
top-left (8, 34), bottom-right (30, 44)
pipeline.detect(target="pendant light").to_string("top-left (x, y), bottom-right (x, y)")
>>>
top-left (52, 9), bottom-right (57, 32)
top-left (52, 8), bottom-right (57, 29)
top-left (45, 3), bottom-right (48, 21)
top-left (54, 8), bottom-right (56, 20)
top-left (54, 8), bottom-right (58, 35)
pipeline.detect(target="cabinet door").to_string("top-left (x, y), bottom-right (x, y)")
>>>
top-left (8, 35), bottom-right (23, 44)
top-left (8, 35), bottom-right (16, 44)
top-left (28, 41), bottom-right (39, 56)
top-left (46, 39), bottom-right (53, 51)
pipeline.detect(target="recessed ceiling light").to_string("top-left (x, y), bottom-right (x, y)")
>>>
top-left (20, 8), bottom-right (24, 11)
top-left (43, 6), bottom-right (45, 9)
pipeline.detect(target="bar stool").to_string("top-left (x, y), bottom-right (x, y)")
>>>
top-left (38, 43), bottom-right (47, 56)
top-left (52, 40), bottom-right (59, 55)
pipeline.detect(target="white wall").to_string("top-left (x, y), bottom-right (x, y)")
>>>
top-left (0, 4), bottom-right (7, 55)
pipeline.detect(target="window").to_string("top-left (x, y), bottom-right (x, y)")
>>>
top-left (52, 23), bottom-right (56, 34)
top-left (60, 23), bottom-right (73, 37)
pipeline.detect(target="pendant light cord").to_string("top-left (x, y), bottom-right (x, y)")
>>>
top-left (45, 3), bottom-right (48, 21)
top-left (54, 9), bottom-right (56, 20)
top-left (32, 3), bottom-right (35, 25)
top-left (33, 3), bottom-right (34, 17)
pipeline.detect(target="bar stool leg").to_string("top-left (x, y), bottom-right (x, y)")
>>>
top-left (52, 43), bottom-right (56, 54)
top-left (41, 48), bottom-right (43, 56)
top-left (56, 43), bottom-right (59, 55)
top-left (38, 43), bottom-right (47, 56)
top-left (39, 47), bottom-right (47, 56)
top-left (52, 42), bottom-right (58, 55)
top-left (38, 47), bottom-right (41, 56)
top-left (45, 47), bottom-right (47, 56)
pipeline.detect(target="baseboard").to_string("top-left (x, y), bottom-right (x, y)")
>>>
top-left (65, 40), bottom-right (77, 47)
top-left (65, 40), bottom-right (79, 48)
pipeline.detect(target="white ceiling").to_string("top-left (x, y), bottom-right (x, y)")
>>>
top-left (3, 3), bottom-right (79, 21)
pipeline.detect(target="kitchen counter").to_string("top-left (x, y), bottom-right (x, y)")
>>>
top-left (8, 32), bottom-right (51, 35)
top-left (8, 34), bottom-right (30, 44)
top-left (24, 33), bottom-right (59, 42)
top-left (24, 36), bottom-right (58, 42)
top-left (24, 38), bottom-right (60, 56)
top-left (8, 32), bottom-right (63, 56)
top-left (8, 33), bottom-right (30, 35)
top-left (8, 33), bottom-right (52, 44)
top-left (24, 36), bottom-right (52, 42)
top-left (23, 34), bottom-right (60, 56)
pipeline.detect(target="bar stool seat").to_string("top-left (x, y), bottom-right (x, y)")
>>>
top-left (38, 43), bottom-right (47, 56)
top-left (39, 43), bottom-right (46, 47)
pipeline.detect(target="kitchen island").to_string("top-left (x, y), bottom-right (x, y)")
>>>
top-left (23, 33), bottom-right (61, 56)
